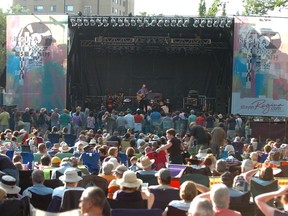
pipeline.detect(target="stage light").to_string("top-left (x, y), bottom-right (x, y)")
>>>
top-left (150, 19), bottom-right (156, 27)
top-left (96, 18), bottom-right (102, 26)
top-left (124, 18), bottom-right (130, 27)
top-left (226, 19), bottom-right (233, 28)
top-left (199, 19), bottom-right (206, 28)
top-left (131, 18), bottom-right (136, 26)
top-left (70, 18), bottom-right (77, 27)
top-left (207, 19), bottom-right (212, 28)
top-left (171, 19), bottom-right (176, 27)
top-left (137, 18), bottom-right (143, 27)
top-left (164, 19), bottom-right (170, 27)
top-left (157, 19), bottom-right (164, 27)
top-left (77, 18), bottom-right (83, 26)
top-left (183, 19), bottom-right (189, 27)
top-left (213, 19), bottom-right (219, 27)
top-left (83, 18), bottom-right (89, 26)
top-left (111, 18), bottom-right (117, 27)
top-left (90, 18), bottom-right (96, 26)
top-left (193, 19), bottom-right (199, 28)
top-left (219, 19), bottom-right (226, 28)
top-left (103, 18), bottom-right (109, 27)
top-left (177, 19), bottom-right (183, 27)
top-left (144, 18), bottom-right (149, 27)
top-left (118, 18), bottom-right (124, 27)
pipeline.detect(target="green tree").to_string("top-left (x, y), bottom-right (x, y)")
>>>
top-left (243, 0), bottom-right (288, 15)
top-left (198, 0), bottom-right (207, 16)
top-left (206, 0), bottom-right (221, 16)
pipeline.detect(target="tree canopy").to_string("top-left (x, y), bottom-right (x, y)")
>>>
top-left (243, 0), bottom-right (288, 15)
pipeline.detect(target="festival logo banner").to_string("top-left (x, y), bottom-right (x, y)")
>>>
top-left (232, 16), bottom-right (288, 117)
top-left (6, 15), bottom-right (68, 110)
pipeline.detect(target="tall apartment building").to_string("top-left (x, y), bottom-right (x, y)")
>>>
top-left (12, 0), bottom-right (134, 16)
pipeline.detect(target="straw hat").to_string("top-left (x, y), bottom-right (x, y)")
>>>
top-left (0, 175), bottom-right (21, 194)
top-left (89, 138), bottom-right (97, 145)
top-left (59, 168), bottom-right (83, 183)
top-left (116, 170), bottom-right (142, 188)
top-left (137, 156), bottom-right (155, 169)
top-left (59, 143), bottom-right (71, 153)
top-left (51, 143), bottom-right (60, 150)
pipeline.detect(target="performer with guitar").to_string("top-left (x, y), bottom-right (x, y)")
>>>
top-left (136, 84), bottom-right (150, 112)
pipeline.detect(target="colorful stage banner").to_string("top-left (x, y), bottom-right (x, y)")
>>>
top-left (6, 15), bottom-right (68, 111)
top-left (232, 16), bottom-right (288, 116)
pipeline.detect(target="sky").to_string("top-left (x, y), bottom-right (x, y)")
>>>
top-left (134, 0), bottom-right (244, 16)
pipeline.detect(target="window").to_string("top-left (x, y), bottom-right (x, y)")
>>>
top-left (21, 6), bottom-right (27, 11)
top-left (115, 8), bottom-right (118, 14)
top-left (112, 7), bottom-right (115, 14)
top-left (50, 5), bottom-right (56, 12)
top-left (65, 5), bottom-right (74, 12)
top-left (34, 5), bottom-right (44, 12)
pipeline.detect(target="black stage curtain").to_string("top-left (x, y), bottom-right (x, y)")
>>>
top-left (74, 48), bottom-right (230, 102)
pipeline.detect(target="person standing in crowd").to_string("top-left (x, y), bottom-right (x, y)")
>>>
top-left (137, 84), bottom-right (150, 112)
top-left (59, 109), bottom-right (71, 134)
top-left (156, 128), bottom-right (183, 164)
top-left (22, 107), bottom-right (32, 133)
top-left (0, 107), bottom-right (10, 132)
top-left (50, 108), bottom-right (60, 130)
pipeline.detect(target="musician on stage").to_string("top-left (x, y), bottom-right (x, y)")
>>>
top-left (136, 84), bottom-right (149, 112)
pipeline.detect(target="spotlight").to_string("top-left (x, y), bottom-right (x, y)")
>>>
top-left (90, 18), bottom-right (96, 26)
top-left (103, 18), bottom-right (109, 27)
top-left (207, 19), bottom-right (212, 28)
top-left (193, 19), bottom-right (199, 28)
top-left (96, 18), bottom-right (102, 26)
top-left (199, 19), bottom-right (206, 28)
top-left (70, 18), bottom-right (77, 27)
top-left (83, 18), bottom-right (89, 26)
top-left (150, 19), bottom-right (156, 27)
top-left (219, 19), bottom-right (226, 28)
top-left (171, 19), bottom-right (176, 27)
top-left (177, 19), bottom-right (183, 27)
top-left (226, 19), bottom-right (233, 28)
top-left (77, 18), bottom-right (83, 26)
top-left (131, 18), bottom-right (136, 26)
top-left (111, 18), bottom-right (117, 27)
top-left (157, 19), bottom-right (164, 27)
top-left (144, 18), bottom-right (149, 27)
top-left (213, 20), bottom-right (219, 27)
top-left (137, 18), bottom-right (143, 27)
top-left (164, 20), bottom-right (170, 27)
top-left (183, 19), bottom-right (189, 27)
top-left (124, 18), bottom-right (130, 27)
top-left (118, 18), bottom-right (124, 27)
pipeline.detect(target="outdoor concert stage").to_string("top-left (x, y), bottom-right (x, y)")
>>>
top-left (67, 16), bottom-right (233, 113)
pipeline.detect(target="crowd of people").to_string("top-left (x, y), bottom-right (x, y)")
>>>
top-left (0, 105), bottom-right (288, 215)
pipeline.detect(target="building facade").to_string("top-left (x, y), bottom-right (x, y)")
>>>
top-left (12, 0), bottom-right (134, 16)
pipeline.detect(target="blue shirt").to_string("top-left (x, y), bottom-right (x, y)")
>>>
top-left (22, 184), bottom-right (53, 198)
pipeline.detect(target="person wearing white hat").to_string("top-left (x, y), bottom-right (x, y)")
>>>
top-left (52, 168), bottom-right (83, 198)
top-left (0, 175), bottom-right (21, 199)
top-left (55, 142), bottom-right (73, 160)
top-left (113, 170), bottom-right (155, 209)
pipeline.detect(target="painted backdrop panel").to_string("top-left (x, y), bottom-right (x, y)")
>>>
top-left (232, 16), bottom-right (288, 116)
top-left (6, 15), bottom-right (68, 110)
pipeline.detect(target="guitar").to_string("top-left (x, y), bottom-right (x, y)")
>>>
top-left (136, 90), bottom-right (152, 102)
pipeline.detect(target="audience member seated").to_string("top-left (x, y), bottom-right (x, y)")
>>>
top-left (55, 142), bottom-right (73, 160)
top-left (98, 162), bottom-right (116, 185)
top-left (103, 147), bottom-right (121, 168)
top-left (108, 165), bottom-right (128, 198)
top-left (113, 170), bottom-right (155, 209)
top-left (188, 197), bottom-right (214, 216)
top-left (42, 156), bottom-right (61, 180)
top-left (255, 186), bottom-right (288, 216)
top-left (52, 168), bottom-right (84, 199)
top-left (38, 154), bottom-right (51, 170)
top-left (74, 134), bottom-right (89, 149)
top-left (244, 166), bottom-right (276, 186)
top-left (129, 156), bottom-right (138, 172)
top-left (266, 150), bottom-right (281, 167)
top-left (47, 143), bottom-right (60, 158)
top-left (0, 154), bottom-right (19, 185)
top-left (163, 181), bottom-right (203, 216)
top-left (12, 155), bottom-right (24, 170)
top-left (79, 186), bottom-right (109, 216)
top-left (0, 175), bottom-right (21, 199)
top-left (22, 169), bottom-right (53, 210)
top-left (221, 171), bottom-right (244, 197)
top-left (149, 168), bottom-right (180, 210)
top-left (51, 157), bottom-right (73, 179)
top-left (136, 156), bottom-right (157, 175)
top-left (233, 159), bottom-right (254, 192)
top-left (33, 143), bottom-right (47, 164)
top-left (212, 159), bottom-right (228, 176)
top-left (198, 183), bottom-right (241, 216)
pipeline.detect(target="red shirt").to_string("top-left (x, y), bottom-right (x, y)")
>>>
top-left (215, 208), bottom-right (241, 216)
top-left (134, 114), bottom-right (144, 123)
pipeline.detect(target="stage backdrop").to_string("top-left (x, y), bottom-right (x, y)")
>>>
top-left (5, 15), bottom-right (68, 110)
top-left (232, 16), bottom-right (288, 116)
